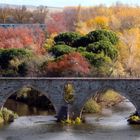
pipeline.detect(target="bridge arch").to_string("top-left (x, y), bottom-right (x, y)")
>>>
top-left (76, 87), bottom-right (137, 118)
top-left (0, 84), bottom-right (58, 115)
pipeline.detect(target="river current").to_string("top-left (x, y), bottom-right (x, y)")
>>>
top-left (0, 99), bottom-right (140, 140)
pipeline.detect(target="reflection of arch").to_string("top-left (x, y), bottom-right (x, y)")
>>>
top-left (1, 85), bottom-right (57, 114)
top-left (76, 86), bottom-right (137, 117)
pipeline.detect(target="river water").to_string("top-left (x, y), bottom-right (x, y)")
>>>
top-left (0, 99), bottom-right (140, 140)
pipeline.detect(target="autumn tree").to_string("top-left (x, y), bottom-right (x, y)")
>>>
top-left (86, 16), bottom-right (109, 30)
top-left (0, 7), bottom-right (10, 23)
top-left (13, 6), bottom-right (30, 23)
top-left (0, 27), bottom-right (45, 54)
top-left (44, 52), bottom-right (91, 77)
top-left (119, 28), bottom-right (140, 76)
top-left (45, 12), bottom-right (67, 34)
top-left (33, 6), bottom-right (48, 23)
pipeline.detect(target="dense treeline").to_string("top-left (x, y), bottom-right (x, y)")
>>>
top-left (46, 4), bottom-right (140, 34)
top-left (0, 4), bottom-right (140, 77)
top-left (0, 28), bottom-right (120, 77)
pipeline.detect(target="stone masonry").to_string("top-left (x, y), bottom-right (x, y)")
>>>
top-left (0, 78), bottom-right (140, 119)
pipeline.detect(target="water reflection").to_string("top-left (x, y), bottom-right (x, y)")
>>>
top-left (4, 99), bottom-right (53, 116)
top-left (0, 99), bottom-right (140, 140)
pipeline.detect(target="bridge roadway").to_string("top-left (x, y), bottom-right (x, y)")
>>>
top-left (0, 77), bottom-right (140, 119)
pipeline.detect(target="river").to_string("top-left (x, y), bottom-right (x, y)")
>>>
top-left (0, 99), bottom-right (140, 140)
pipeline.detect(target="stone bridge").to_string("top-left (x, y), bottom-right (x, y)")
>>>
top-left (0, 78), bottom-right (140, 119)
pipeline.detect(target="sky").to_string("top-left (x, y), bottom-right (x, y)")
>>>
top-left (0, 0), bottom-right (140, 7)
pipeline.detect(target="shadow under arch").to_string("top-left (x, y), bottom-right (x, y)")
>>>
top-left (2, 85), bottom-right (57, 116)
top-left (79, 87), bottom-right (137, 118)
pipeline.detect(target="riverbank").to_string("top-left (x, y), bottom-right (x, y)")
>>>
top-left (83, 90), bottom-right (124, 113)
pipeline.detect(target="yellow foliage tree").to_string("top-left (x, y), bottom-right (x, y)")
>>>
top-left (44, 33), bottom-right (57, 50)
top-left (118, 28), bottom-right (140, 77)
top-left (86, 16), bottom-right (109, 30)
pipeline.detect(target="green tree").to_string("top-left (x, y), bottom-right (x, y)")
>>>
top-left (54, 32), bottom-right (82, 46)
top-left (82, 51), bottom-right (112, 67)
top-left (72, 36), bottom-right (90, 47)
top-left (87, 29), bottom-right (119, 45)
top-left (49, 44), bottom-right (75, 57)
top-left (86, 41), bottom-right (118, 60)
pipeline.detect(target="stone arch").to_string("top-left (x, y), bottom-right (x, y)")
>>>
top-left (78, 86), bottom-right (137, 118)
top-left (0, 84), bottom-right (57, 114)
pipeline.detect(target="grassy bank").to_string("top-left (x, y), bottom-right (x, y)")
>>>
top-left (83, 90), bottom-right (124, 113)
top-left (0, 108), bottom-right (18, 124)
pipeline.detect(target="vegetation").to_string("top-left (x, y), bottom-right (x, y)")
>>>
top-left (87, 30), bottom-right (119, 45)
top-left (0, 27), bottom-right (45, 53)
top-left (0, 108), bottom-right (18, 124)
top-left (54, 32), bottom-right (82, 46)
top-left (49, 44), bottom-right (75, 57)
top-left (64, 83), bottom-right (74, 103)
top-left (83, 99), bottom-right (101, 113)
top-left (61, 117), bottom-right (82, 125)
top-left (1, 4), bottom-right (140, 122)
top-left (0, 5), bottom-right (48, 24)
top-left (127, 112), bottom-right (140, 124)
top-left (86, 41), bottom-right (118, 60)
top-left (0, 48), bottom-right (32, 76)
top-left (46, 52), bottom-right (91, 77)
top-left (83, 90), bottom-right (124, 113)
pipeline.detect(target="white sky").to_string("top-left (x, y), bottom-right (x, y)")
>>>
top-left (0, 0), bottom-right (139, 7)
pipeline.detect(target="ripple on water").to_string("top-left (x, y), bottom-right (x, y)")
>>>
top-left (0, 101), bottom-right (140, 140)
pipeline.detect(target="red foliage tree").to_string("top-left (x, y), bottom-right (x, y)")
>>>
top-left (0, 27), bottom-right (45, 54)
top-left (45, 52), bottom-right (91, 77)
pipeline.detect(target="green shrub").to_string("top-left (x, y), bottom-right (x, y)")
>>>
top-left (87, 29), bottom-right (119, 45)
top-left (54, 32), bottom-right (82, 46)
top-left (83, 99), bottom-right (101, 113)
top-left (86, 41), bottom-right (118, 60)
top-left (77, 47), bottom-right (86, 53)
top-left (82, 51), bottom-right (112, 67)
top-left (72, 36), bottom-right (90, 47)
top-left (0, 48), bottom-right (32, 69)
top-left (50, 44), bottom-right (75, 57)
